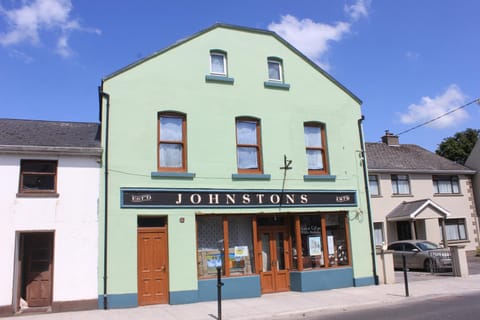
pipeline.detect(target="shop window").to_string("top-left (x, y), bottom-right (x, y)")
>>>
top-left (369, 175), bottom-right (380, 196)
top-left (158, 112), bottom-right (186, 172)
top-left (391, 174), bottom-right (410, 195)
top-left (433, 175), bottom-right (460, 194)
top-left (292, 213), bottom-right (350, 270)
top-left (235, 117), bottom-right (263, 174)
top-left (197, 215), bottom-right (254, 278)
top-left (304, 122), bottom-right (328, 175)
top-left (19, 160), bottom-right (57, 195)
top-left (441, 218), bottom-right (467, 241)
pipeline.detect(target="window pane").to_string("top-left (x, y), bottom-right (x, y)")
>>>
top-left (237, 147), bottom-right (258, 169)
top-left (228, 216), bottom-right (254, 275)
top-left (211, 54), bottom-right (225, 74)
top-left (304, 126), bottom-right (322, 147)
top-left (397, 180), bottom-right (410, 194)
top-left (160, 143), bottom-right (183, 167)
top-left (268, 61), bottom-right (281, 80)
top-left (369, 176), bottom-right (379, 196)
top-left (373, 222), bottom-right (384, 245)
top-left (22, 161), bottom-right (56, 173)
top-left (300, 215), bottom-right (323, 269)
top-left (326, 214), bottom-right (349, 266)
top-left (237, 121), bottom-right (257, 144)
top-left (306, 149), bottom-right (324, 170)
top-left (160, 117), bottom-right (182, 141)
top-left (197, 216), bottom-right (224, 278)
top-left (23, 174), bottom-right (55, 191)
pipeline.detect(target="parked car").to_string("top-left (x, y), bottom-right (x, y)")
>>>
top-left (387, 240), bottom-right (452, 272)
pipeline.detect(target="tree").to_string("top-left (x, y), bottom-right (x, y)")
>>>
top-left (435, 128), bottom-right (480, 165)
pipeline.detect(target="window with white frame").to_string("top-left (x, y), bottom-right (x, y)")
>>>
top-left (210, 51), bottom-right (227, 75)
top-left (235, 117), bottom-right (262, 174)
top-left (391, 174), bottom-right (410, 195)
top-left (441, 218), bottom-right (467, 241)
top-left (267, 58), bottom-right (282, 81)
top-left (369, 175), bottom-right (380, 196)
top-left (158, 112), bottom-right (186, 171)
top-left (433, 175), bottom-right (460, 194)
top-left (304, 122), bottom-right (328, 175)
top-left (373, 222), bottom-right (385, 246)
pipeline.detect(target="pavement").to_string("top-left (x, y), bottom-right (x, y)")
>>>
top-left (4, 272), bottom-right (480, 320)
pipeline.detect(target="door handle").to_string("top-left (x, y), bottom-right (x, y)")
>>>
top-left (161, 265), bottom-right (166, 272)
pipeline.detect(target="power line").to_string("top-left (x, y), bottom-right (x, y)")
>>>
top-left (396, 97), bottom-right (480, 136)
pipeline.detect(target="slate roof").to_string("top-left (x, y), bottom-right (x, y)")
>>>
top-left (0, 118), bottom-right (101, 149)
top-left (365, 142), bottom-right (475, 174)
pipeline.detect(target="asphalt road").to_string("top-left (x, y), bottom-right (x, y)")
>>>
top-left (306, 292), bottom-right (480, 320)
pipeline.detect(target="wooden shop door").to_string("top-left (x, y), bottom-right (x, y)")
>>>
top-left (257, 227), bottom-right (290, 293)
top-left (137, 227), bottom-right (169, 305)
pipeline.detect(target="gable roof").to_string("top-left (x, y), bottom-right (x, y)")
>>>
top-left (386, 199), bottom-right (450, 221)
top-left (0, 118), bottom-right (101, 155)
top-left (366, 142), bottom-right (475, 174)
top-left (102, 23), bottom-right (362, 105)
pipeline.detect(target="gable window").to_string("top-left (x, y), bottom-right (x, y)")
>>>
top-left (210, 51), bottom-right (227, 76)
top-left (304, 122), bottom-right (328, 175)
top-left (158, 112), bottom-right (186, 171)
top-left (433, 175), bottom-right (460, 194)
top-left (19, 160), bottom-right (57, 194)
top-left (236, 117), bottom-right (262, 174)
top-left (267, 58), bottom-right (283, 81)
top-left (369, 175), bottom-right (380, 196)
top-left (391, 174), bottom-right (410, 195)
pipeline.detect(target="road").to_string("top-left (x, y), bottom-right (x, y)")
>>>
top-left (306, 292), bottom-right (480, 320)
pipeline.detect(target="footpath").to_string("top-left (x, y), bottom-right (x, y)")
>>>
top-left (5, 274), bottom-right (480, 320)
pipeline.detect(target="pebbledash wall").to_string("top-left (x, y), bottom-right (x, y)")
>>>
top-left (0, 120), bottom-right (101, 315)
top-left (98, 24), bottom-right (377, 309)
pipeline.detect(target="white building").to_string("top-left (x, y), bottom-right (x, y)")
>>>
top-left (0, 119), bottom-right (101, 315)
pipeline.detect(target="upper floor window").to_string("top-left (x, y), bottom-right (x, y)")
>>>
top-left (391, 174), bottom-right (410, 195)
top-left (304, 122), bottom-right (328, 175)
top-left (433, 175), bottom-right (460, 194)
top-left (369, 175), bottom-right (380, 196)
top-left (210, 50), bottom-right (227, 76)
top-left (19, 160), bottom-right (57, 194)
top-left (236, 117), bottom-right (262, 174)
top-left (158, 112), bottom-right (186, 172)
top-left (267, 58), bottom-right (283, 82)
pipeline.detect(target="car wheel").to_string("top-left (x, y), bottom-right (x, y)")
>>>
top-left (424, 259), bottom-right (435, 272)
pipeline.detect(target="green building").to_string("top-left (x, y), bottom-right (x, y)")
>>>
top-left (98, 23), bottom-right (377, 308)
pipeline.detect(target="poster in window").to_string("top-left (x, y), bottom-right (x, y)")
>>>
top-left (234, 246), bottom-right (249, 257)
top-left (308, 236), bottom-right (322, 256)
top-left (206, 253), bottom-right (222, 274)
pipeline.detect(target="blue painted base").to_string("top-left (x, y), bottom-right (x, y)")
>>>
top-left (98, 293), bottom-right (138, 309)
top-left (353, 276), bottom-right (376, 287)
top-left (290, 267), bottom-right (353, 292)
top-left (197, 275), bottom-right (261, 302)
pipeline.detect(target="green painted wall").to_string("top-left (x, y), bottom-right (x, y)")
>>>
top-left (98, 25), bottom-right (374, 298)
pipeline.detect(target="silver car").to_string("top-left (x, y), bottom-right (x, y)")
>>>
top-left (387, 240), bottom-right (452, 272)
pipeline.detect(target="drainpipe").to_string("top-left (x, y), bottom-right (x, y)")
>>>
top-left (98, 85), bottom-right (110, 309)
top-left (357, 116), bottom-right (379, 285)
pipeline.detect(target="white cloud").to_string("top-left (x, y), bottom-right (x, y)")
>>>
top-left (344, 0), bottom-right (371, 21)
top-left (0, 0), bottom-right (100, 58)
top-left (267, 0), bottom-right (370, 69)
top-left (399, 85), bottom-right (469, 129)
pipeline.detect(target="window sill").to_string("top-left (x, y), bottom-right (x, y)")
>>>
top-left (151, 172), bottom-right (195, 179)
top-left (264, 81), bottom-right (290, 90)
top-left (205, 74), bottom-right (234, 84)
top-left (303, 175), bottom-right (336, 181)
top-left (391, 194), bottom-right (414, 197)
top-left (16, 192), bottom-right (59, 198)
top-left (232, 173), bottom-right (271, 180)
top-left (433, 193), bottom-right (464, 197)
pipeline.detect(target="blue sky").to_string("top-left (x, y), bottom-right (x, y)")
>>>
top-left (1, 0), bottom-right (479, 151)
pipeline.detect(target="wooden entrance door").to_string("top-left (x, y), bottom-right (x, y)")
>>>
top-left (257, 227), bottom-right (290, 293)
top-left (137, 227), bottom-right (169, 305)
top-left (23, 233), bottom-right (54, 307)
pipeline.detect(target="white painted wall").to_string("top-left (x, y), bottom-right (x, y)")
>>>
top-left (0, 153), bottom-right (99, 307)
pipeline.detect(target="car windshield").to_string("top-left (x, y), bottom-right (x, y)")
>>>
top-left (416, 241), bottom-right (439, 251)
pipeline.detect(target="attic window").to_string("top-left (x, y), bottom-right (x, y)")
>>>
top-left (210, 50), bottom-right (227, 75)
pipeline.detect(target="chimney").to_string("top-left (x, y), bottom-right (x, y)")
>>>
top-left (382, 130), bottom-right (399, 146)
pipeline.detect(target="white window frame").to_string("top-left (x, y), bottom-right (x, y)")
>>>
top-left (433, 175), bottom-right (460, 194)
top-left (391, 174), bottom-right (411, 195)
top-left (210, 52), bottom-right (227, 76)
top-left (369, 175), bottom-right (380, 196)
top-left (373, 222), bottom-right (385, 247)
top-left (267, 59), bottom-right (282, 82)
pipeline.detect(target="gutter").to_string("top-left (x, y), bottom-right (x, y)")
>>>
top-left (98, 85), bottom-right (110, 309)
top-left (358, 116), bottom-right (379, 285)
top-left (0, 145), bottom-right (102, 156)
